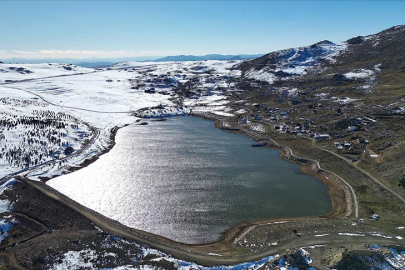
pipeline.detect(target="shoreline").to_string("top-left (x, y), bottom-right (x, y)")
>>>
top-left (42, 112), bottom-right (350, 222)
top-left (36, 113), bottom-right (350, 236)
top-left (190, 111), bottom-right (352, 219)
top-left (39, 125), bottom-right (126, 182)
top-left (13, 112), bottom-right (365, 265)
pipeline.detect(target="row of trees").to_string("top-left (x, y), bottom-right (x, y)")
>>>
top-left (0, 97), bottom-right (46, 108)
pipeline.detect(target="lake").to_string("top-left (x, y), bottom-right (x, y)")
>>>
top-left (48, 116), bottom-right (331, 244)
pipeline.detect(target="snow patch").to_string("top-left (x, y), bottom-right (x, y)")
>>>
top-left (235, 109), bottom-right (246, 114)
top-left (300, 248), bottom-right (312, 265)
top-left (0, 217), bottom-right (15, 243)
top-left (134, 106), bottom-right (190, 118)
top-left (246, 69), bottom-right (276, 84)
top-left (385, 248), bottom-right (405, 269)
top-left (344, 69), bottom-right (374, 80)
top-left (52, 249), bottom-right (97, 270)
top-left (332, 96), bottom-right (358, 105)
top-left (338, 233), bottom-right (365, 237)
top-left (113, 247), bottom-right (278, 270)
top-left (371, 233), bottom-right (393, 239)
top-left (0, 179), bottom-right (15, 213)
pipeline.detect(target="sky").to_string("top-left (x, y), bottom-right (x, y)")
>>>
top-left (1, 0), bottom-right (405, 60)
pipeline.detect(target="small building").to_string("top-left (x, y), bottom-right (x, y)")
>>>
top-left (269, 116), bottom-right (278, 122)
top-left (144, 88), bottom-right (156, 94)
top-left (315, 133), bottom-right (330, 141)
top-left (358, 138), bottom-right (369, 145)
top-left (334, 142), bottom-right (343, 150)
top-left (344, 141), bottom-right (351, 148)
top-left (370, 214), bottom-right (379, 221)
top-left (348, 126), bottom-right (358, 131)
top-left (254, 114), bottom-right (263, 120)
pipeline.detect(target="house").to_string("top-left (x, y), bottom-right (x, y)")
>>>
top-left (144, 88), bottom-right (156, 94)
top-left (269, 116), bottom-right (278, 122)
top-left (334, 142), bottom-right (343, 150)
top-left (274, 124), bottom-right (287, 133)
top-left (358, 138), bottom-right (369, 144)
top-left (315, 133), bottom-right (330, 141)
top-left (254, 114), bottom-right (263, 120)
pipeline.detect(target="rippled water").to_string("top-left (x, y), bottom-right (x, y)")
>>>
top-left (48, 116), bottom-right (331, 244)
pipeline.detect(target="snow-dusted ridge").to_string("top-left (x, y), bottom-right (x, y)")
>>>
top-left (243, 40), bottom-right (348, 84)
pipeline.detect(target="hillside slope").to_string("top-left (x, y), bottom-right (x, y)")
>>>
top-left (230, 25), bottom-right (405, 216)
top-left (237, 25), bottom-right (405, 108)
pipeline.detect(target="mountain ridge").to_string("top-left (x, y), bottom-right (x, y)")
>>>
top-left (235, 24), bottom-right (405, 93)
top-left (153, 54), bottom-right (264, 62)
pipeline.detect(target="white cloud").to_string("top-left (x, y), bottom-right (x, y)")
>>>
top-left (0, 49), bottom-right (184, 59)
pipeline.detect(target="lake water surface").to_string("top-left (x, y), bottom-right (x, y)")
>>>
top-left (48, 116), bottom-right (331, 244)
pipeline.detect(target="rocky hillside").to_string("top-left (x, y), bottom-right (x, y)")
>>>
top-left (236, 25), bottom-right (405, 109)
top-left (228, 25), bottom-right (405, 210)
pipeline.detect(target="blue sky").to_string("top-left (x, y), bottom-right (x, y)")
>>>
top-left (1, 1), bottom-right (405, 59)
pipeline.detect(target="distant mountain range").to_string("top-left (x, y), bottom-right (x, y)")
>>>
top-left (1, 54), bottom-right (264, 68)
top-left (74, 62), bottom-right (115, 69)
top-left (153, 54), bottom-right (264, 62)
top-left (0, 56), bottom-right (155, 66)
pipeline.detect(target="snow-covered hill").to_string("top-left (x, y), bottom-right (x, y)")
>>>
top-left (237, 24), bottom-right (405, 88)
top-left (0, 60), bottom-right (242, 180)
top-left (0, 63), bottom-right (93, 83)
top-left (237, 40), bottom-right (347, 84)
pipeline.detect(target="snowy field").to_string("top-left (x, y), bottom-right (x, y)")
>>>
top-left (0, 60), bottom-right (241, 180)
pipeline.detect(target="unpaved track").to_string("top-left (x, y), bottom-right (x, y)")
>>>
top-left (306, 137), bottom-right (405, 205)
